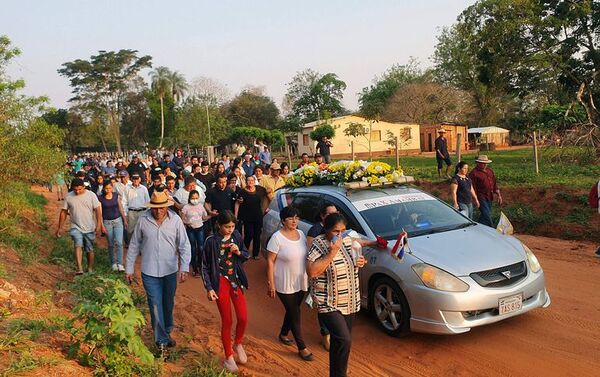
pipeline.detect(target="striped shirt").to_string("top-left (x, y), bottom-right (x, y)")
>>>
top-left (307, 234), bottom-right (361, 315)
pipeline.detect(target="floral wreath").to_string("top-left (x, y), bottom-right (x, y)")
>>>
top-left (286, 160), bottom-right (404, 188)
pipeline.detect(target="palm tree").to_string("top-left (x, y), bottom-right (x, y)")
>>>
top-left (169, 70), bottom-right (188, 104)
top-left (150, 66), bottom-right (172, 148)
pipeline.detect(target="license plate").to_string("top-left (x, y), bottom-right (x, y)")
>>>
top-left (499, 294), bottom-right (523, 315)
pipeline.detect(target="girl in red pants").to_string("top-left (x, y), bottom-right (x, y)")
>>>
top-left (202, 210), bottom-right (249, 372)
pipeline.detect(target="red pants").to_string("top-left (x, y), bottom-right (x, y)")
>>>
top-left (216, 276), bottom-right (248, 357)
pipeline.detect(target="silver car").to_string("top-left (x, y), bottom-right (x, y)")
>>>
top-left (261, 184), bottom-right (551, 336)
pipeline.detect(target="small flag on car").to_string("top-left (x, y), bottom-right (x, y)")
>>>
top-left (391, 229), bottom-right (408, 260)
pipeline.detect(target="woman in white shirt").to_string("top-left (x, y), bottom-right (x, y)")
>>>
top-left (266, 206), bottom-right (314, 361)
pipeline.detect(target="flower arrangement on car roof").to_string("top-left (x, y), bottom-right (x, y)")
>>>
top-left (286, 160), bottom-right (404, 188)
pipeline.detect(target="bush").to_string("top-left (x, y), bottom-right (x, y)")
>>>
top-left (309, 123), bottom-right (335, 141)
top-left (68, 276), bottom-right (158, 376)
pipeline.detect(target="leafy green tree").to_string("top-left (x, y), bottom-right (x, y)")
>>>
top-left (41, 108), bottom-right (86, 152)
top-left (58, 50), bottom-right (151, 153)
top-left (223, 90), bottom-right (280, 129)
top-left (284, 69), bottom-right (347, 124)
top-left (309, 124), bottom-right (335, 141)
top-left (168, 70), bottom-right (188, 103)
top-left (344, 122), bottom-right (373, 160)
top-left (120, 78), bottom-right (152, 149)
top-left (175, 97), bottom-right (229, 147)
top-left (224, 126), bottom-right (283, 148)
top-left (358, 59), bottom-right (431, 121)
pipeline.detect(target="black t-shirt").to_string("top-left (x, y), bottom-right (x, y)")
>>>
top-left (127, 162), bottom-right (147, 181)
top-left (206, 187), bottom-right (234, 212)
top-left (434, 137), bottom-right (449, 158)
top-left (195, 172), bottom-right (214, 189)
top-left (451, 175), bottom-right (473, 204)
top-left (237, 187), bottom-right (266, 222)
top-left (173, 156), bottom-right (185, 169)
top-left (317, 141), bottom-right (331, 156)
top-left (307, 223), bottom-right (325, 238)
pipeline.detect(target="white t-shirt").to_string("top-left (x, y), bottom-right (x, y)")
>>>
top-left (267, 230), bottom-right (309, 294)
top-left (63, 190), bottom-right (101, 233)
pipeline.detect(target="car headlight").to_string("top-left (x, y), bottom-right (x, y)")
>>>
top-left (523, 244), bottom-right (541, 273)
top-left (411, 263), bottom-right (469, 292)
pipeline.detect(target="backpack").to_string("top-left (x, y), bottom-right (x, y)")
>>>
top-left (588, 181), bottom-right (599, 208)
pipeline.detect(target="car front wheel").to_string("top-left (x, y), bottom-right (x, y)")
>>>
top-left (370, 276), bottom-right (411, 337)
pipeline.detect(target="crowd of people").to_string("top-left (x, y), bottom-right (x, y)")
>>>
top-left (53, 140), bottom-right (507, 376)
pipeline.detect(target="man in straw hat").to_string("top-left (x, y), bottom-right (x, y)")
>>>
top-left (469, 155), bottom-right (502, 227)
top-left (125, 190), bottom-right (191, 358)
top-left (435, 128), bottom-right (453, 178)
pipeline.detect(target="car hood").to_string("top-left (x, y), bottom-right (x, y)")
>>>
top-left (407, 225), bottom-right (525, 276)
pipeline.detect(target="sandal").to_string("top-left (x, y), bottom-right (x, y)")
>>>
top-left (75, 271), bottom-right (84, 276)
top-left (298, 350), bottom-right (314, 361)
top-left (278, 334), bottom-right (294, 346)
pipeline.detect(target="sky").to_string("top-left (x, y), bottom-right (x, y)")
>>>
top-left (3, 0), bottom-right (475, 112)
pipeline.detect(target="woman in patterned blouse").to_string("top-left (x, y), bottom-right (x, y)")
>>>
top-left (306, 213), bottom-right (367, 377)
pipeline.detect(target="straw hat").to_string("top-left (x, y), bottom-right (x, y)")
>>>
top-left (145, 190), bottom-right (174, 208)
top-left (438, 129), bottom-right (447, 133)
top-left (270, 162), bottom-right (281, 170)
top-left (475, 155), bottom-right (492, 164)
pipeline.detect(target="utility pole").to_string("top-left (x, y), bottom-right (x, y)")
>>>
top-left (533, 130), bottom-right (539, 175)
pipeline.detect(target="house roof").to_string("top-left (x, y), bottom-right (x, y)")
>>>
top-left (302, 115), bottom-right (419, 129)
top-left (467, 126), bottom-right (510, 134)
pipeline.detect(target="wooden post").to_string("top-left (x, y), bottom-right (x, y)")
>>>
top-left (455, 133), bottom-right (462, 162)
top-left (533, 131), bottom-right (539, 175)
top-left (286, 143), bottom-right (292, 168)
top-left (351, 141), bottom-right (355, 161)
top-left (395, 136), bottom-right (400, 169)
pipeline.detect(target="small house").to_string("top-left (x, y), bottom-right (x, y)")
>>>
top-left (297, 115), bottom-right (421, 158)
top-left (420, 123), bottom-right (469, 153)
top-left (467, 126), bottom-right (510, 148)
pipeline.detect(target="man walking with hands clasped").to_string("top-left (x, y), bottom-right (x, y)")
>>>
top-left (125, 190), bottom-right (191, 359)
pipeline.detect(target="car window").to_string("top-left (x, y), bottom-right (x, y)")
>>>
top-left (326, 196), bottom-right (365, 235)
top-left (291, 193), bottom-right (321, 223)
top-left (361, 198), bottom-right (472, 239)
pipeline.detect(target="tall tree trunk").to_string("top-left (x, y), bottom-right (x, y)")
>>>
top-left (113, 112), bottom-right (122, 154)
top-left (159, 95), bottom-right (165, 148)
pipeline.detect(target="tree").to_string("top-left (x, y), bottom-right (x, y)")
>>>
top-left (284, 69), bottom-right (347, 124)
top-left (58, 49), bottom-right (151, 153)
top-left (223, 90), bottom-right (280, 129)
top-left (41, 108), bottom-right (86, 152)
top-left (189, 76), bottom-right (229, 106)
top-left (224, 127), bottom-right (283, 148)
top-left (175, 97), bottom-right (229, 147)
top-left (168, 70), bottom-right (188, 104)
top-left (381, 82), bottom-right (475, 125)
top-left (344, 122), bottom-right (373, 160)
top-left (309, 124), bottom-right (335, 141)
top-left (358, 59), bottom-right (431, 121)
top-left (149, 66), bottom-right (172, 148)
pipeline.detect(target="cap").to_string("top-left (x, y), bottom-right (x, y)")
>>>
top-left (118, 170), bottom-right (129, 177)
top-left (131, 173), bottom-right (141, 178)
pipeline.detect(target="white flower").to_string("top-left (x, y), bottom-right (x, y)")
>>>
top-left (361, 177), bottom-right (368, 182)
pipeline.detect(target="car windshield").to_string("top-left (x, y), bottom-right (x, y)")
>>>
top-left (358, 194), bottom-right (473, 239)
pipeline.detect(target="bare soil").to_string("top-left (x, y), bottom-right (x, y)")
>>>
top-left (1, 186), bottom-right (599, 376)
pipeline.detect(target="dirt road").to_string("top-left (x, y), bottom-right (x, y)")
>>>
top-left (42, 188), bottom-right (600, 376)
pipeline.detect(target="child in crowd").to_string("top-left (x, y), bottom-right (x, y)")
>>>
top-left (181, 190), bottom-right (211, 276)
top-left (201, 210), bottom-right (249, 373)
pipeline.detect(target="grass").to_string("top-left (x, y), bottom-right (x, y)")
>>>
top-left (175, 352), bottom-right (236, 377)
top-left (0, 182), bottom-right (48, 264)
top-left (1, 351), bottom-right (59, 377)
top-left (7, 318), bottom-right (61, 341)
top-left (380, 146), bottom-right (600, 189)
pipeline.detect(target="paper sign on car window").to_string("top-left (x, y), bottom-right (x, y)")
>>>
top-left (353, 193), bottom-right (435, 211)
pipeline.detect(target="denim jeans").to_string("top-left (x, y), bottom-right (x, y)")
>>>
top-left (103, 218), bottom-right (124, 266)
top-left (141, 272), bottom-right (177, 345)
top-left (186, 226), bottom-right (205, 273)
top-left (478, 199), bottom-right (493, 227)
top-left (69, 228), bottom-right (95, 252)
top-left (458, 202), bottom-right (474, 219)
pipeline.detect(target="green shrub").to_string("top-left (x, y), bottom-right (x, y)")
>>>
top-left (502, 204), bottom-right (552, 232)
top-left (2, 351), bottom-right (59, 376)
top-left (69, 276), bottom-right (157, 376)
top-left (565, 208), bottom-right (591, 225)
top-left (7, 318), bottom-right (59, 341)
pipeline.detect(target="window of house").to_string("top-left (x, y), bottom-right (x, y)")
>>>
top-left (371, 130), bottom-right (381, 141)
top-left (303, 134), bottom-right (309, 146)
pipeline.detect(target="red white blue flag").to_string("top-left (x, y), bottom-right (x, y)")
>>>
top-left (391, 230), bottom-right (408, 260)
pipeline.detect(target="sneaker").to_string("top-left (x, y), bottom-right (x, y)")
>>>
top-left (322, 334), bottom-right (330, 351)
top-left (234, 344), bottom-right (247, 364)
top-left (111, 264), bottom-right (118, 272)
top-left (223, 356), bottom-right (239, 372)
top-left (117, 264), bottom-right (125, 272)
top-left (595, 247), bottom-right (600, 258)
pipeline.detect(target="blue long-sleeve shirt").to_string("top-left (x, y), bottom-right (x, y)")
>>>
top-left (126, 210), bottom-right (191, 277)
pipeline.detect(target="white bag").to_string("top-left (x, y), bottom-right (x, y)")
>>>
top-left (496, 211), bottom-right (514, 235)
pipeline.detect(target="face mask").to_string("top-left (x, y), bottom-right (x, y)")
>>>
top-left (190, 199), bottom-right (200, 205)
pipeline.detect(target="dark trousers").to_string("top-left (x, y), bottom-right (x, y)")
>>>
top-left (186, 226), bottom-right (205, 273)
top-left (243, 219), bottom-right (262, 258)
top-left (142, 272), bottom-right (177, 345)
top-left (277, 291), bottom-right (307, 351)
top-left (318, 311), bottom-right (354, 377)
top-left (478, 199), bottom-right (493, 227)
